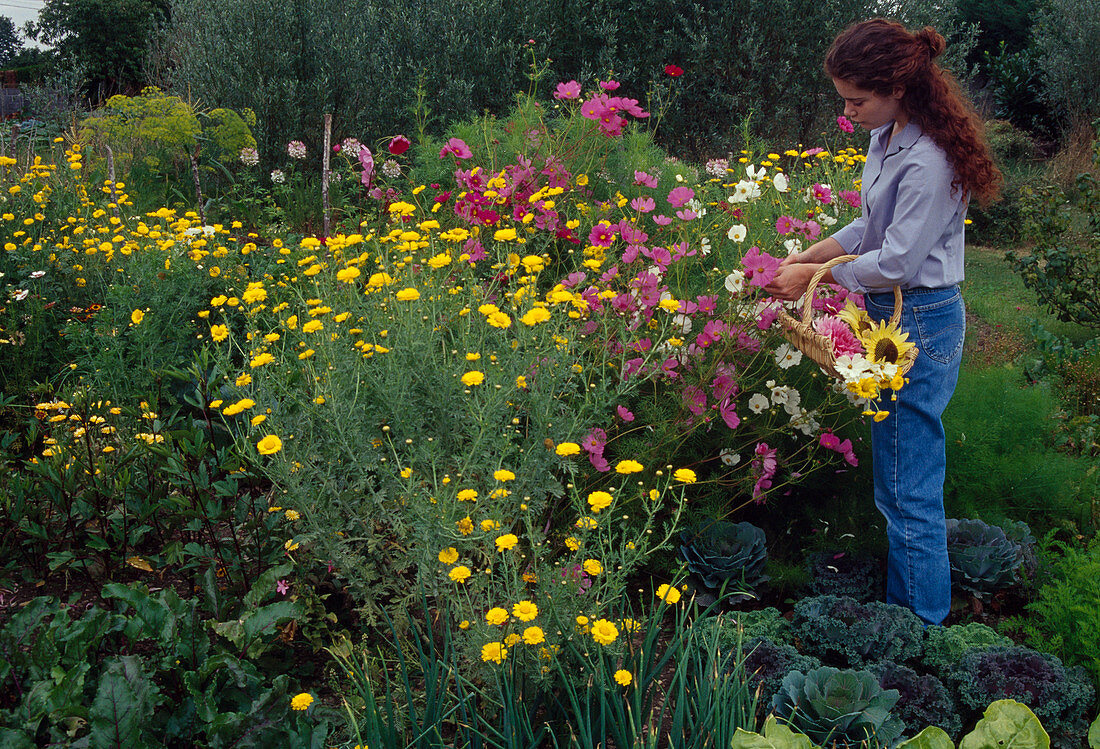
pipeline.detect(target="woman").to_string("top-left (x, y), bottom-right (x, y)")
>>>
top-left (765, 19), bottom-right (1000, 625)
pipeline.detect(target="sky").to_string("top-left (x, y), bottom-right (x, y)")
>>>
top-left (0, 0), bottom-right (46, 48)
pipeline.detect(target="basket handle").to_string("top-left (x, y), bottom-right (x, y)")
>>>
top-left (799, 254), bottom-right (903, 327)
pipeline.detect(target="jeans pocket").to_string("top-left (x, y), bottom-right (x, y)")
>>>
top-left (911, 294), bottom-right (965, 364)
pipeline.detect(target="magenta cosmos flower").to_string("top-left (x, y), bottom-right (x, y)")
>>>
top-left (554, 80), bottom-right (581, 100)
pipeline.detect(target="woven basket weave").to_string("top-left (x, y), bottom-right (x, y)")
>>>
top-left (775, 254), bottom-right (918, 379)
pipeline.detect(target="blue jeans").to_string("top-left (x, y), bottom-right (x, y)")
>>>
top-left (864, 285), bottom-right (965, 626)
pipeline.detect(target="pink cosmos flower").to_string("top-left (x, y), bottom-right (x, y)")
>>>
top-left (683, 385), bottom-right (706, 415)
top-left (359, 147), bottom-right (374, 187)
top-left (388, 135), bottom-right (411, 155)
top-left (633, 171), bottom-right (658, 188)
top-left (599, 79), bottom-right (620, 91)
top-left (667, 186), bottom-right (695, 207)
top-left (617, 405), bottom-right (635, 422)
top-left (589, 223), bottom-right (616, 247)
top-left (439, 138), bottom-right (473, 159)
top-left (741, 245), bottom-right (781, 288)
top-left (776, 215), bottom-right (798, 234)
top-left (812, 183), bottom-right (833, 204)
top-left (675, 209), bottom-right (697, 221)
top-left (837, 115), bottom-right (855, 133)
top-left (631, 196), bottom-right (656, 213)
top-left (652, 214), bottom-right (673, 226)
top-left (719, 399), bottom-right (740, 430)
top-left (554, 80), bottom-right (582, 100)
top-left (813, 315), bottom-right (864, 358)
top-left (839, 190), bottom-right (861, 209)
top-left (276, 579), bottom-right (290, 595)
top-left (621, 244), bottom-right (644, 263)
top-left (664, 64), bottom-right (684, 77)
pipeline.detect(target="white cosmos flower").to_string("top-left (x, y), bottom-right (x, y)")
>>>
top-left (672, 314), bottom-right (692, 334)
top-left (748, 393), bottom-right (770, 413)
top-left (720, 448), bottom-right (741, 466)
top-left (699, 236), bottom-right (711, 256)
top-left (773, 172), bottom-right (789, 192)
top-left (14, 288), bottom-right (29, 301)
top-left (688, 198), bottom-right (707, 218)
top-left (820, 213), bottom-right (837, 226)
top-left (728, 180), bottom-right (761, 204)
top-left (790, 408), bottom-right (820, 436)
top-left (727, 224), bottom-right (747, 242)
top-left (783, 238), bottom-right (802, 255)
top-left (30, 270), bottom-right (46, 279)
top-left (746, 164), bottom-right (766, 180)
top-left (774, 343), bottom-right (803, 369)
top-left (724, 269), bottom-right (746, 294)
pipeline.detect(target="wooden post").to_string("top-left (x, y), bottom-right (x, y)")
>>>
top-left (105, 145), bottom-right (120, 219)
top-left (322, 113), bottom-right (332, 238)
top-left (190, 148), bottom-right (205, 224)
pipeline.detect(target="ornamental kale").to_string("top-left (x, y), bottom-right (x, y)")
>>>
top-left (790, 595), bottom-right (924, 668)
top-left (871, 660), bottom-right (962, 739)
top-left (679, 520), bottom-right (768, 598)
top-left (805, 550), bottom-right (882, 602)
top-left (922, 622), bottom-right (1013, 677)
top-left (738, 637), bottom-right (822, 714)
top-left (771, 666), bottom-right (904, 748)
top-left (948, 645), bottom-right (1096, 749)
top-left (945, 518), bottom-right (1023, 598)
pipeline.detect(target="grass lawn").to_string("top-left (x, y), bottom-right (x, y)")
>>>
top-left (962, 244), bottom-right (1095, 369)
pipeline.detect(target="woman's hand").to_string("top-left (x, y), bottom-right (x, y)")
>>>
top-left (765, 262), bottom-right (820, 301)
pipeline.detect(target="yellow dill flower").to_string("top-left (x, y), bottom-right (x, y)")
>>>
top-left (480, 642), bottom-right (507, 664)
top-left (449, 565), bottom-right (471, 583)
top-left (256, 435), bottom-right (282, 455)
top-left (438, 547), bottom-right (459, 565)
top-left (495, 533), bottom-right (519, 551)
top-left (614, 670), bottom-right (633, 686)
top-left (396, 287), bottom-right (420, 301)
top-left (522, 626), bottom-right (545, 645)
top-left (493, 469), bottom-right (515, 481)
top-left (486, 607), bottom-right (509, 625)
top-left (512, 600), bottom-right (538, 622)
top-left (583, 559), bottom-right (603, 576)
top-left (656, 583), bottom-right (682, 605)
top-left (457, 489), bottom-right (478, 502)
top-left (615, 459), bottom-right (644, 474)
top-left (290, 693), bottom-right (313, 711)
top-left (555, 442), bottom-right (581, 457)
top-left (587, 491), bottom-right (613, 513)
top-left (461, 371), bottom-right (485, 387)
top-left (673, 468), bottom-right (697, 484)
top-left (590, 619), bottom-right (618, 646)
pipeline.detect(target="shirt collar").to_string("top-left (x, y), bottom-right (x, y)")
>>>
top-left (877, 119), bottom-right (922, 155)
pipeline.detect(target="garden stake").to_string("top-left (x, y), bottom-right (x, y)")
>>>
top-left (322, 113), bottom-right (332, 238)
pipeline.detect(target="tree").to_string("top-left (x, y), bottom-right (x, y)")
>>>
top-left (24, 0), bottom-right (167, 100)
top-left (0, 16), bottom-right (23, 68)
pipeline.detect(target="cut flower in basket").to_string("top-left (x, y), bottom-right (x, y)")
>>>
top-left (774, 256), bottom-right (917, 421)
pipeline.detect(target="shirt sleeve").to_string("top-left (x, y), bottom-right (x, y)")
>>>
top-left (831, 150), bottom-right (962, 293)
top-left (829, 213), bottom-right (867, 254)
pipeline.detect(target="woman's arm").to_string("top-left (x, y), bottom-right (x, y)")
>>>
top-left (765, 237), bottom-right (846, 300)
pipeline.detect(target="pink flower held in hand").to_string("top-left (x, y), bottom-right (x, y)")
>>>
top-left (837, 115), bottom-right (855, 133)
top-left (439, 137), bottom-right (473, 159)
top-left (554, 80), bottom-right (582, 100)
top-left (387, 135), bottom-right (410, 155)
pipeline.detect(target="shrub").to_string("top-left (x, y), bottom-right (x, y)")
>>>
top-left (870, 660), bottom-right (963, 739)
top-left (1009, 120), bottom-right (1100, 328)
top-left (1033, 0), bottom-right (1100, 123)
top-left (804, 550), bottom-right (881, 602)
top-left (948, 645), bottom-right (1096, 749)
top-left (679, 520), bottom-right (769, 598)
top-left (790, 595), bottom-right (925, 669)
top-left (945, 517), bottom-right (1025, 598)
top-left (771, 666), bottom-right (904, 748)
top-left (922, 622), bottom-right (1014, 677)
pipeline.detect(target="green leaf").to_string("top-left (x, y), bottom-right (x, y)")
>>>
top-left (1088, 713), bottom-right (1099, 749)
top-left (0, 728), bottom-right (35, 749)
top-left (210, 600), bottom-right (300, 658)
top-left (89, 656), bottom-right (161, 749)
top-left (959, 700), bottom-right (1050, 749)
top-left (898, 726), bottom-right (955, 749)
top-left (731, 716), bottom-right (822, 749)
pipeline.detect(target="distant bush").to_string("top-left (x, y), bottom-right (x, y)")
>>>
top-left (790, 595), bottom-right (924, 669)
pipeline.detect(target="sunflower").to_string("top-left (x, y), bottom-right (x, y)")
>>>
top-left (860, 320), bottom-right (915, 365)
top-left (837, 298), bottom-right (874, 337)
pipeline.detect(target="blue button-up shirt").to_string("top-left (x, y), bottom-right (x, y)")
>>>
top-left (829, 120), bottom-right (968, 294)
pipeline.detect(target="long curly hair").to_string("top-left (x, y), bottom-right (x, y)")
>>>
top-left (825, 19), bottom-right (1001, 206)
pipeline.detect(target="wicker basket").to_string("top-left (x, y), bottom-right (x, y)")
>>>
top-left (775, 254), bottom-right (918, 379)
